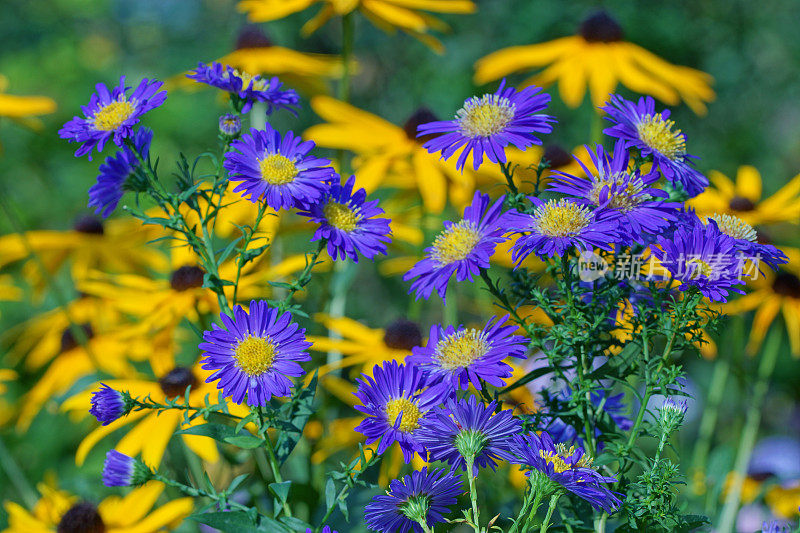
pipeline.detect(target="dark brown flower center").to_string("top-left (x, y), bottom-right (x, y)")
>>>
top-left (235, 24), bottom-right (272, 50)
top-left (73, 215), bottom-right (105, 235)
top-left (773, 271), bottom-right (800, 299)
top-left (579, 10), bottom-right (624, 43)
top-left (383, 319), bottom-right (423, 351)
top-left (60, 324), bottom-right (94, 353)
top-left (57, 502), bottom-right (106, 533)
top-left (729, 196), bottom-right (756, 212)
top-left (159, 367), bottom-right (199, 398)
top-left (170, 266), bottom-right (205, 291)
top-left (542, 144), bottom-right (573, 169)
top-left (403, 107), bottom-right (440, 144)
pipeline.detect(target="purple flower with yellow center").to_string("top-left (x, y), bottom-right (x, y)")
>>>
top-left (365, 467), bottom-right (462, 533)
top-left (102, 450), bottom-right (151, 487)
top-left (550, 141), bottom-right (679, 243)
top-left (417, 396), bottom-right (521, 475)
top-left (501, 431), bottom-right (622, 513)
top-left (188, 62), bottom-right (299, 114)
top-left (408, 315), bottom-right (527, 390)
top-left (419, 79), bottom-right (554, 171)
top-left (353, 360), bottom-right (449, 463)
top-left (656, 214), bottom-right (745, 302)
top-left (702, 213), bottom-right (788, 271)
top-left (602, 94), bottom-right (708, 197)
top-left (507, 198), bottom-right (619, 262)
top-left (297, 175), bottom-right (392, 262)
top-left (199, 300), bottom-right (311, 406)
top-left (59, 76), bottom-right (167, 159)
top-left (219, 113), bottom-right (241, 137)
top-left (403, 192), bottom-right (510, 301)
top-left (88, 127), bottom-right (153, 218)
top-left (223, 125), bottom-right (335, 210)
top-left (89, 384), bottom-right (131, 426)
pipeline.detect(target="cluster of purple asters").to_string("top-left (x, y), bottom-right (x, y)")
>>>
top-left (188, 61), bottom-right (299, 114)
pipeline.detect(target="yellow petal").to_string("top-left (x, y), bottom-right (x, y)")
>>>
top-left (0, 93), bottom-right (57, 118)
top-left (386, 0), bottom-right (475, 13)
top-left (734, 165), bottom-right (763, 202)
top-left (413, 149), bottom-right (447, 213)
top-left (99, 481), bottom-right (163, 526)
top-left (473, 37), bottom-right (577, 85)
top-left (362, 0), bottom-right (427, 31)
top-left (746, 298), bottom-right (781, 355)
top-left (586, 46), bottom-right (619, 109)
top-left (237, 0), bottom-right (316, 22)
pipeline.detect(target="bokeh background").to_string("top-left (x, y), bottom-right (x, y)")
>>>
top-left (1, 0), bottom-right (799, 531)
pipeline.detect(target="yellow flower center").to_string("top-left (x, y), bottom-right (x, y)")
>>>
top-left (705, 213), bottom-right (757, 242)
top-left (456, 94), bottom-right (516, 138)
top-left (540, 444), bottom-right (593, 473)
top-left (224, 68), bottom-right (269, 91)
top-left (589, 172), bottom-right (646, 212)
top-left (234, 335), bottom-right (277, 376)
top-left (686, 258), bottom-right (714, 279)
top-left (435, 329), bottom-right (489, 370)
top-left (533, 199), bottom-right (592, 237)
top-left (431, 221), bottom-right (481, 265)
top-left (635, 114), bottom-right (686, 160)
top-left (259, 154), bottom-right (298, 185)
top-left (384, 398), bottom-right (422, 433)
top-left (92, 100), bottom-right (135, 131)
top-left (323, 201), bottom-right (359, 232)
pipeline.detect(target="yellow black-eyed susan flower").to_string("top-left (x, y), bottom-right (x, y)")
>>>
top-left (2, 479), bottom-right (192, 533)
top-left (474, 10), bottom-right (715, 114)
top-left (237, 0), bottom-right (476, 53)
top-left (689, 165), bottom-right (800, 226)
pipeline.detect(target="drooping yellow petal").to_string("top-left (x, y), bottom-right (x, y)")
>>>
top-left (473, 37), bottom-right (577, 85)
top-left (586, 46), bottom-right (619, 109)
top-left (612, 44), bottom-right (679, 106)
top-left (314, 313), bottom-right (384, 342)
top-left (300, 4), bottom-right (336, 36)
top-left (362, 0), bottom-right (428, 32)
top-left (0, 93), bottom-right (57, 118)
top-left (237, 0), bottom-right (316, 22)
top-left (386, 0), bottom-right (475, 13)
top-left (99, 481), bottom-right (163, 526)
top-left (413, 149), bottom-right (447, 213)
top-left (746, 298), bottom-right (782, 355)
top-left (783, 301), bottom-right (800, 357)
top-left (112, 497), bottom-right (194, 533)
top-left (75, 409), bottom-right (150, 465)
top-left (352, 154), bottom-right (393, 193)
top-left (734, 165), bottom-right (763, 202)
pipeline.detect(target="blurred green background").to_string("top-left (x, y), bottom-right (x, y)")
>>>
top-left (1, 0), bottom-right (799, 530)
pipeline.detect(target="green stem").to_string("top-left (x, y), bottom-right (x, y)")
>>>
top-left (653, 430), bottom-right (669, 464)
top-left (717, 324), bottom-right (783, 533)
top-left (500, 162), bottom-right (518, 195)
top-left (478, 269), bottom-right (527, 328)
top-left (540, 493), bottom-right (560, 533)
top-left (0, 435), bottom-right (38, 509)
top-left (466, 457), bottom-right (481, 533)
top-left (151, 472), bottom-right (251, 512)
top-left (414, 519), bottom-right (433, 533)
top-left (507, 483), bottom-right (537, 533)
top-left (260, 413), bottom-right (293, 518)
top-left (314, 451), bottom-right (381, 532)
top-left (282, 239), bottom-right (326, 307)
top-left (522, 490), bottom-right (545, 533)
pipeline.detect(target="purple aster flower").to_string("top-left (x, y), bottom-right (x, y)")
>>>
top-left (365, 467), bottom-right (462, 533)
top-left (102, 450), bottom-right (151, 487)
top-left (761, 520), bottom-right (793, 533)
top-left (403, 192), bottom-right (511, 301)
top-left (749, 436), bottom-right (800, 481)
top-left (501, 431), bottom-right (622, 514)
top-left (59, 76), bottom-right (166, 159)
top-left (602, 94), bottom-right (708, 197)
top-left (353, 360), bottom-right (450, 463)
top-left (407, 315), bottom-right (527, 390)
top-left (219, 113), bottom-right (242, 137)
top-left (305, 528), bottom-right (336, 533)
top-left (297, 175), bottom-right (392, 262)
top-left (655, 214), bottom-right (745, 302)
top-left (417, 396), bottom-right (521, 475)
top-left (199, 300), bottom-right (311, 406)
top-left (542, 390), bottom-right (632, 448)
top-left (550, 141), bottom-right (679, 243)
top-left (187, 62), bottom-right (299, 114)
top-left (506, 198), bottom-right (619, 261)
top-left (419, 79), bottom-right (555, 171)
top-left (87, 127), bottom-right (153, 218)
top-left (89, 384), bottom-right (131, 426)
top-left (703, 214), bottom-right (788, 271)
top-left (223, 125), bottom-right (335, 210)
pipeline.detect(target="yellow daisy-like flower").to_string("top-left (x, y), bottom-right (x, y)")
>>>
top-left (62, 364), bottom-right (250, 467)
top-left (0, 217), bottom-right (167, 295)
top-left (689, 165), bottom-right (800, 227)
top-left (305, 97), bottom-right (475, 213)
top-left (474, 10), bottom-right (715, 114)
top-left (0, 74), bottom-right (56, 140)
top-left (175, 26), bottom-right (346, 96)
top-left (722, 248), bottom-right (800, 356)
top-left (307, 313), bottom-right (422, 377)
top-left (2, 480), bottom-right (192, 533)
top-left (238, 0), bottom-right (476, 53)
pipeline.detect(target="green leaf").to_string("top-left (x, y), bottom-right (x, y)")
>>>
top-left (223, 435), bottom-right (264, 449)
top-left (227, 474), bottom-right (249, 494)
top-left (275, 370), bottom-right (318, 465)
top-left (278, 516), bottom-right (313, 531)
top-left (269, 481), bottom-right (292, 502)
top-left (176, 423), bottom-right (239, 442)
top-left (188, 511), bottom-right (260, 532)
top-left (325, 478), bottom-right (336, 510)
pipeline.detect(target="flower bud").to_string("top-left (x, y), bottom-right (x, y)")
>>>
top-left (89, 384), bottom-right (132, 426)
top-left (102, 449), bottom-right (152, 487)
